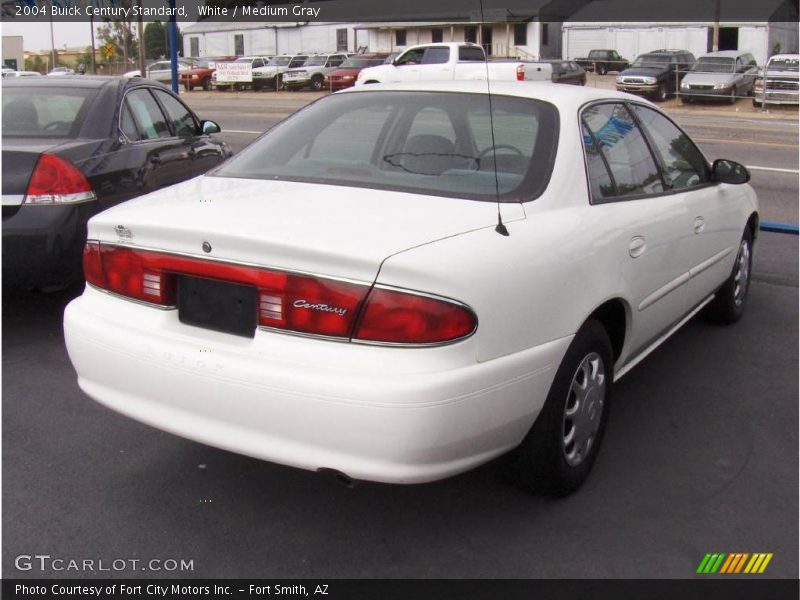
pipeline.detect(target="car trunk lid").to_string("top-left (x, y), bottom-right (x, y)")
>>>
top-left (87, 174), bottom-right (524, 283)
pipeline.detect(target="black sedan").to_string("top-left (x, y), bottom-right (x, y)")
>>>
top-left (543, 60), bottom-right (587, 85)
top-left (2, 76), bottom-right (231, 289)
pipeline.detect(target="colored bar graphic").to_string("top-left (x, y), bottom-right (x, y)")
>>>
top-left (700, 552), bottom-right (773, 575)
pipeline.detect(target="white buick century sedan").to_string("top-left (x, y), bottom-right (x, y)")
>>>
top-left (64, 81), bottom-right (758, 495)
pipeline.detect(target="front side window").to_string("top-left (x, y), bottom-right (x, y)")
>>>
top-left (458, 46), bottom-right (485, 62)
top-left (631, 104), bottom-right (709, 190)
top-left (213, 91), bottom-right (559, 203)
top-left (422, 47), bottom-right (449, 65)
top-left (289, 57), bottom-right (308, 68)
top-left (153, 90), bottom-right (198, 138)
top-left (395, 48), bottom-right (425, 66)
top-left (581, 102), bottom-right (664, 200)
top-left (125, 89), bottom-right (171, 140)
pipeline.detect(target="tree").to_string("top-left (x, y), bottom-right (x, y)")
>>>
top-left (97, 20), bottom-right (139, 63)
top-left (143, 21), bottom-right (184, 60)
top-left (25, 55), bottom-right (46, 74)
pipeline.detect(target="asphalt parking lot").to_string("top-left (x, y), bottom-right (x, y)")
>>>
top-left (2, 85), bottom-right (798, 579)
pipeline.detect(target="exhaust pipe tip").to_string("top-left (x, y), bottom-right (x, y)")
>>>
top-left (317, 468), bottom-right (357, 489)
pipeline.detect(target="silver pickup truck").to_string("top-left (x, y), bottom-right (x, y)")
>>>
top-left (753, 54), bottom-right (799, 107)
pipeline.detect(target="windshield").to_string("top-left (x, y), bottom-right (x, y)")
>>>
top-left (769, 58), bottom-right (799, 71)
top-left (212, 91), bottom-right (558, 203)
top-left (632, 56), bottom-right (670, 68)
top-left (341, 58), bottom-right (385, 68)
top-left (269, 57), bottom-right (292, 66)
top-left (2, 87), bottom-right (95, 138)
top-left (691, 57), bottom-right (734, 73)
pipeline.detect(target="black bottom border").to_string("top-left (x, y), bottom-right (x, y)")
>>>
top-left (3, 579), bottom-right (799, 600)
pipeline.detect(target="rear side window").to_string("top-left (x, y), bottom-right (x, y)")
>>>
top-left (581, 102), bottom-right (664, 200)
top-left (458, 46), bottom-right (486, 62)
top-left (581, 123), bottom-right (615, 200)
top-left (1, 87), bottom-right (95, 138)
top-left (125, 89), bottom-right (171, 140)
top-left (214, 91), bottom-right (559, 203)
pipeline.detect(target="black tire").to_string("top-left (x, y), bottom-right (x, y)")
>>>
top-left (654, 82), bottom-right (668, 102)
top-left (509, 319), bottom-right (613, 496)
top-left (596, 64), bottom-right (607, 76)
top-left (681, 96), bottom-right (693, 105)
top-left (310, 74), bottom-right (324, 91)
top-left (183, 83), bottom-right (191, 92)
top-left (704, 227), bottom-right (754, 324)
top-left (201, 78), bottom-right (211, 91)
top-left (728, 88), bottom-right (737, 104)
top-left (752, 98), bottom-right (762, 108)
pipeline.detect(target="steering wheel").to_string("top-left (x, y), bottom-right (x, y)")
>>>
top-left (477, 144), bottom-right (524, 159)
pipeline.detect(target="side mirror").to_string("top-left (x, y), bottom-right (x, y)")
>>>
top-left (201, 120), bottom-right (221, 135)
top-left (712, 159), bottom-right (750, 184)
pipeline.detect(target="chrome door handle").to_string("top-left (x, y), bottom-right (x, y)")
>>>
top-left (629, 236), bottom-right (646, 258)
top-left (694, 217), bottom-right (706, 234)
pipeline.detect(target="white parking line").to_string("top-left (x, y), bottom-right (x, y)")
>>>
top-left (746, 166), bottom-right (799, 174)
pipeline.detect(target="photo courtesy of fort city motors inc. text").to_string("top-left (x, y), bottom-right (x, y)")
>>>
top-left (1, 0), bottom-right (798, 598)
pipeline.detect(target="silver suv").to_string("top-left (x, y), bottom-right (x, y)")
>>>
top-left (282, 53), bottom-right (350, 91)
top-left (680, 51), bottom-right (758, 103)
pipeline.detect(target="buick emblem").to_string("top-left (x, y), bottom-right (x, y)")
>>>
top-left (202, 241), bottom-right (212, 253)
top-left (114, 225), bottom-right (133, 239)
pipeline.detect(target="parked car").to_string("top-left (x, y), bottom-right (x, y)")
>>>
top-left (539, 60), bottom-right (586, 85)
top-left (281, 53), bottom-right (350, 91)
top-left (575, 49), bottom-right (629, 75)
top-left (753, 53), bottom-right (799, 107)
top-left (48, 66), bottom-right (75, 76)
top-left (355, 42), bottom-right (552, 85)
top-left (325, 54), bottom-right (390, 90)
top-left (2, 76), bottom-right (230, 289)
top-left (251, 54), bottom-right (310, 89)
top-left (63, 81), bottom-right (758, 496)
top-left (680, 51), bottom-right (759, 103)
top-left (132, 60), bottom-right (194, 84)
top-left (211, 56), bottom-right (272, 91)
top-left (179, 56), bottom-right (237, 91)
top-left (616, 50), bottom-right (695, 101)
top-left (2, 70), bottom-right (43, 78)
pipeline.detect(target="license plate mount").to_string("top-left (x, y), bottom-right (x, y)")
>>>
top-left (178, 276), bottom-right (258, 338)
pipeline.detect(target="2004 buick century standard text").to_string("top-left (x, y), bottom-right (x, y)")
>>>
top-left (63, 82), bottom-right (758, 495)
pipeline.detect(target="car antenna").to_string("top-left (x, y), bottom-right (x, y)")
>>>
top-left (480, 0), bottom-right (509, 237)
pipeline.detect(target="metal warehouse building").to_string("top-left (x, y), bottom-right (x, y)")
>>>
top-left (562, 0), bottom-right (799, 66)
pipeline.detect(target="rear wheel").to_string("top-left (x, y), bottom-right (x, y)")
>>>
top-left (654, 82), bottom-right (668, 102)
top-left (510, 319), bottom-right (613, 496)
top-left (201, 78), bottom-right (211, 91)
top-left (704, 228), bottom-right (753, 324)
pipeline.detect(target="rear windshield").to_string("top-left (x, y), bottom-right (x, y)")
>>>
top-left (691, 57), bottom-right (734, 72)
top-left (212, 91), bottom-right (559, 203)
top-left (2, 87), bottom-right (95, 138)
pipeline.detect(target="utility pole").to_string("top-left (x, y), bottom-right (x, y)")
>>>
top-left (49, 10), bottom-right (57, 70)
top-left (90, 17), bottom-right (97, 74)
top-left (137, 0), bottom-right (146, 76)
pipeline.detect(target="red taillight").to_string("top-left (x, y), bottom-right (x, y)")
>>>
top-left (354, 287), bottom-right (476, 345)
top-left (516, 64), bottom-right (525, 81)
top-left (25, 153), bottom-right (95, 204)
top-left (83, 243), bottom-right (477, 344)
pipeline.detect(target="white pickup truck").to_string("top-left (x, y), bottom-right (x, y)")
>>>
top-left (355, 42), bottom-right (551, 86)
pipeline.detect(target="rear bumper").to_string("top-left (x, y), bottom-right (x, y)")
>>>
top-left (2, 201), bottom-right (97, 288)
top-left (64, 286), bottom-right (570, 484)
